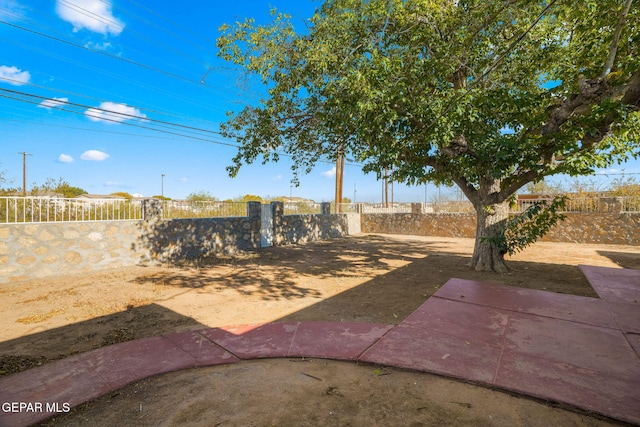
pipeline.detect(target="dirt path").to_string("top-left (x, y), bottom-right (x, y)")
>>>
top-left (1, 234), bottom-right (638, 426)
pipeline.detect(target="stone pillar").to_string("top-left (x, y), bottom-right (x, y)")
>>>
top-left (321, 202), bottom-right (331, 215)
top-left (247, 201), bottom-right (261, 219)
top-left (599, 197), bottom-right (623, 213)
top-left (246, 201), bottom-right (262, 250)
top-left (272, 201), bottom-right (284, 246)
top-left (411, 203), bottom-right (423, 214)
top-left (142, 198), bottom-right (163, 221)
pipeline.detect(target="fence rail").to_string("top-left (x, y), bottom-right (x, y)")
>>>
top-left (0, 197), bottom-right (143, 223)
top-left (621, 196), bottom-right (640, 212)
top-left (2, 196), bottom-right (639, 224)
top-left (515, 198), bottom-right (602, 213)
top-left (282, 202), bottom-right (322, 215)
top-left (162, 200), bottom-right (247, 219)
top-left (337, 197), bottom-right (640, 214)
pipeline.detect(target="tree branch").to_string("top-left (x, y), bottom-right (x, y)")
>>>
top-left (502, 170), bottom-right (543, 198)
top-left (452, 176), bottom-right (479, 203)
top-left (602, 0), bottom-right (634, 78)
top-left (540, 76), bottom-right (609, 136)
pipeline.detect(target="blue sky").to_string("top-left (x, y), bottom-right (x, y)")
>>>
top-left (1, 1), bottom-right (637, 202)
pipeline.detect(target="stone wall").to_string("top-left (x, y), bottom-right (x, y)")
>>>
top-left (0, 221), bottom-right (141, 283)
top-left (361, 211), bottom-right (640, 245)
top-left (276, 214), bottom-right (349, 246)
top-left (0, 201), bottom-right (352, 283)
top-left (269, 201), bottom-right (355, 246)
top-left (541, 213), bottom-right (640, 245)
top-left (361, 213), bottom-right (476, 238)
top-left (133, 200), bottom-right (262, 265)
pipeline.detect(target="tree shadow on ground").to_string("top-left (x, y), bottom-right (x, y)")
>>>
top-left (597, 251), bottom-right (640, 269)
top-left (280, 251), bottom-right (599, 325)
top-left (130, 235), bottom-right (438, 301)
top-left (130, 234), bottom-right (599, 325)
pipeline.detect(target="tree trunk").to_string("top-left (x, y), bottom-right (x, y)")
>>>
top-left (469, 200), bottom-right (511, 273)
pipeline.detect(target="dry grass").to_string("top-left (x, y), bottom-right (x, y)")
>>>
top-left (16, 308), bottom-right (66, 324)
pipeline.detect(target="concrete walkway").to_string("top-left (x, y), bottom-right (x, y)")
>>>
top-left (1, 265), bottom-right (638, 426)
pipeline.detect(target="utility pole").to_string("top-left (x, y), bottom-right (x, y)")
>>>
top-left (335, 148), bottom-right (344, 213)
top-left (18, 152), bottom-right (32, 196)
top-left (384, 168), bottom-right (389, 208)
top-left (161, 173), bottom-right (165, 198)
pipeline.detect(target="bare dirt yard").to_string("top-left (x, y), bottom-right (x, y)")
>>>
top-left (1, 234), bottom-right (639, 426)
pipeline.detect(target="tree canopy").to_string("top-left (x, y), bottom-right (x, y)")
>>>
top-left (31, 177), bottom-right (86, 198)
top-left (186, 190), bottom-right (218, 201)
top-left (217, 0), bottom-right (640, 272)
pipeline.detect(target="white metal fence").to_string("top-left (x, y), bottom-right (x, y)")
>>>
top-left (337, 197), bottom-right (640, 214)
top-left (162, 200), bottom-right (247, 219)
top-left (0, 196), bottom-right (143, 223)
top-left (282, 201), bottom-right (322, 215)
top-left (2, 196), bottom-right (639, 224)
top-left (515, 197), bottom-right (603, 213)
top-left (516, 197), bottom-right (640, 213)
top-left (621, 197), bottom-right (640, 212)
top-left (0, 197), bottom-right (325, 223)
top-left (333, 201), bottom-right (475, 214)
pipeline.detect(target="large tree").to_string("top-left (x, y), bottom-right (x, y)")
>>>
top-left (217, 0), bottom-right (640, 272)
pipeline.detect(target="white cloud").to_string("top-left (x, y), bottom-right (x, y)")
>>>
top-left (39, 97), bottom-right (69, 110)
top-left (55, 0), bottom-right (124, 35)
top-left (81, 150), bottom-right (109, 161)
top-left (0, 0), bottom-right (27, 22)
top-left (58, 154), bottom-right (74, 163)
top-left (85, 101), bottom-right (146, 124)
top-left (179, 177), bottom-right (188, 182)
top-left (273, 174), bottom-right (282, 181)
top-left (104, 181), bottom-right (131, 188)
top-left (84, 41), bottom-right (113, 51)
top-left (0, 65), bottom-right (30, 85)
top-left (597, 168), bottom-right (622, 175)
top-left (322, 167), bottom-right (336, 178)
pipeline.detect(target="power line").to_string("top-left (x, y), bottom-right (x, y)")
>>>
top-left (0, 19), bottom-right (199, 85)
top-left (0, 89), bottom-right (364, 169)
top-left (97, 0), bottom-right (218, 67)
top-left (0, 74), bottom-right (226, 126)
top-left (0, 1), bottom-right (235, 95)
top-left (0, 35), bottom-right (231, 115)
top-left (0, 87), bottom-right (229, 139)
top-left (3, 117), bottom-right (184, 141)
top-left (121, 0), bottom-right (219, 54)
top-left (0, 0), bottom-right (258, 121)
top-left (55, 0), bottom-right (214, 78)
top-left (56, 0), bottom-right (124, 32)
top-left (0, 27), bottom-right (237, 105)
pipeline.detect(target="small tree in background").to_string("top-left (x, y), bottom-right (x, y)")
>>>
top-left (234, 194), bottom-right (263, 202)
top-left (524, 180), bottom-right (564, 196)
top-left (110, 192), bottom-right (133, 200)
top-left (31, 178), bottom-right (86, 198)
top-left (610, 176), bottom-right (640, 197)
top-left (186, 191), bottom-right (218, 202)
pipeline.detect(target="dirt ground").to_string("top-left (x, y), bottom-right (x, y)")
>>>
top-left (1, 234), bottom-right (639, 426)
